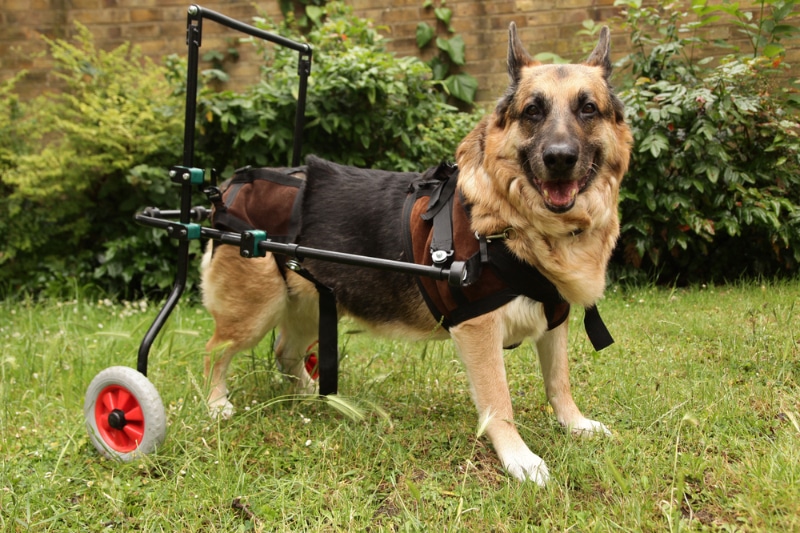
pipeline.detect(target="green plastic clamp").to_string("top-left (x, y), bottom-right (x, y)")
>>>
top-left (184, 223), bottom-right (202, 239)
top-left (167, 222), bottom-right (202, 240)
top-left (170, 166), bottom-right (205, 185)
top-left (188, 168), bottom-right (204, 185)
top-left (241, 230), bottom-right (268, 258)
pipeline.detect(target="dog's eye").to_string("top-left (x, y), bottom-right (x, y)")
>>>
top-left (523, 104), bottom-right (542, 119)
top-left (581, 102), bottom-right (598, 116)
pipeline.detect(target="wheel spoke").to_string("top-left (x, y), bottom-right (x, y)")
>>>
top-left (125, 405), bottom-right (144, 423)
top-left (116, 388), bottom-right (133, 411)
top-left (101, 390), bottom-right (116, 413)
top-left (123, 424), bottom-right (144, 444)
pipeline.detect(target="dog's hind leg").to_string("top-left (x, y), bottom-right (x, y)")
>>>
top-left (201, 246), bottom-right (288, 418)
top-left (450, 312), bottom-right (550, 486)
top-left (274, 273), bottom-right (320, 395)
top-left (536, 320), bottom-right (611, 437)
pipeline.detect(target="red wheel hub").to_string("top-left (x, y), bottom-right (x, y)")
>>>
top-left (305, 341), bottom-right (319, 380)
top-left (94, 385), bottom-right (145, 452)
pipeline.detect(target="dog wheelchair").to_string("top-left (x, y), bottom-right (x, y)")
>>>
top-left (82, 5), bottom-right (472, 461)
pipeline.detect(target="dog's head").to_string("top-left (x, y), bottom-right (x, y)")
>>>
top-left (502, 23), bottom-right (629, 213)
top-left (459, 24), bottom-right (631, 218)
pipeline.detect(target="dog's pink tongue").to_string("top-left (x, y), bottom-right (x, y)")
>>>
top-left (542, 180), bottom-right (579, 207)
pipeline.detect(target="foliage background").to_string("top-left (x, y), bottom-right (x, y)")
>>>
top-left (612, 0), bottom-right (800, 283)
top-left (0, 0), bottom-right (798, 297)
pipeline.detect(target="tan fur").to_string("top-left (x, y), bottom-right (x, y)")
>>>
top-left (200, 24), bottom-right (631, 485)
top-left (458, 62), bottom-right (631, 305)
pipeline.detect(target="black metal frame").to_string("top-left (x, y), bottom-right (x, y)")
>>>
top-left (133, 5), bottom-right (469, 379)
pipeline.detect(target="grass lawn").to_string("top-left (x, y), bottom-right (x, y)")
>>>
top-left (1, 281), bottom-right (798, 531)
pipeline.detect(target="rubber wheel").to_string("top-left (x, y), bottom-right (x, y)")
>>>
top-left (304, 340), bottom-right (320, 381)
top-left (84, 366), bottom-right (167, 461)
top-left (274, 335), bottom-right (320, 381)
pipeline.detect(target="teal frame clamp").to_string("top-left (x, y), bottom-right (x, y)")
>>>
top-left (165, 222), bottom-right (202, 240)
top-left (240, 230), bottom-right (268, 258)
top-left (169, 166), bottom-right (205, 185)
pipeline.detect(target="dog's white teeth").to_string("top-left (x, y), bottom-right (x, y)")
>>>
top-left (570, 188), bottom-right (578, 199)
top-left (542, 189), bottom-right (550, 199)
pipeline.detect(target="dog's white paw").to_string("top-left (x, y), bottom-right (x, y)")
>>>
top-left (567, 417), bottom-right (611, 438)
top-left (208, 397), bottom-right (235, 420)
top-left (501, 449), bottom-right (550, 486)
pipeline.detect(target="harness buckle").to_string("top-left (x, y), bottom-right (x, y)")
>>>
top-left (478, 227), bottom-right (516, 242)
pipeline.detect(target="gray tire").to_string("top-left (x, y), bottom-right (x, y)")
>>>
top-left (84, 366), bottom-right (167, 461)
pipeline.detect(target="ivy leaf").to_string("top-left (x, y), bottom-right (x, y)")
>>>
top-left (427, 56), bottom-right (449, 80)
top-left (434, 7), bottom-right (453, 31)
top-left (436, 35), bottom-right (466, 65)
top-left (416, 22), bottom-right (435, 49)
top-left (441, 73), bottom-right (477, 104)
top-left (306, 5), bottom-right (324, 27)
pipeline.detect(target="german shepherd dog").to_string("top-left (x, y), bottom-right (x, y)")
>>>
top-left (200, 23), bottom-right (631, 485)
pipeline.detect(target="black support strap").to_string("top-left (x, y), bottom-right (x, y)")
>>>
top-left (422, 169), bottom-right (458, 265)
top-left (288, 264), bottom-right (339, 395)
top-left (583, 305), bottom-right (614, 352)
top-left (317, 287), bottom-right (338, 396)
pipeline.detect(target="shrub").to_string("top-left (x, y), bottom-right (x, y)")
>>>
top-left (1, 6), bottom-right (481, 298)
top-left (196, 2), bottom-right (481, 174)
top-left (612, 0), bottom-right (800, 282)
top-left (0, 24), bottom-right (186, 297)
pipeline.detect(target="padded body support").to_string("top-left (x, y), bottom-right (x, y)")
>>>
top-left (211, 166), bottom-right (307, 243)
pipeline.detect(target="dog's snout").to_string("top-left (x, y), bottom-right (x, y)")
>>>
top-left (542, 142), bottom-right (579, 173)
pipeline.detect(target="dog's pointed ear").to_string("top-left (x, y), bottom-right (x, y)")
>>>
top-left (585, 26), bottom-right (612, 79)
top-left (507, 22), bottom-right (536, 85)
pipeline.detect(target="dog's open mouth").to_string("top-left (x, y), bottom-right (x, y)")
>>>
top-left (532, 167), bottom-right (593, 213)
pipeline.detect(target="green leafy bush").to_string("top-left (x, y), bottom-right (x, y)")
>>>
top-left (196, 2), bottom-right (481, 174)
top-left (0, 24), bottom-right (186, 297)
top-left (613, 0), bottom-right (800, 282)
top-left (1, 6), bottom-right (480, 298)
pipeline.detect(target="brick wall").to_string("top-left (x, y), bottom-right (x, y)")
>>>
top-left (1, 0), bottom-right (798, 104)
top-left (0, 0), bottom-right (284, 98)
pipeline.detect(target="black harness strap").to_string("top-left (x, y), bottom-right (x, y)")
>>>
top-left (421, 165), bottom-right (458, 265)
top-left (403, 166), bottom-right (448, 327)
top-left (286, 263), bottom-right (339, 396)
top-left (583, 305), bottom-right (614, 351)
top-left (317, 289), bottom-right (338, 396)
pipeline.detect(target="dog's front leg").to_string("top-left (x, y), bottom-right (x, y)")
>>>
top-left (450, 313), bottom-right (550, 485)
top-left (536, 320), bottom-right (611, 437)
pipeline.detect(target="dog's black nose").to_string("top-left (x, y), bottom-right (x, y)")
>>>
top-left (543, 143), bottom-right (579, 172)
